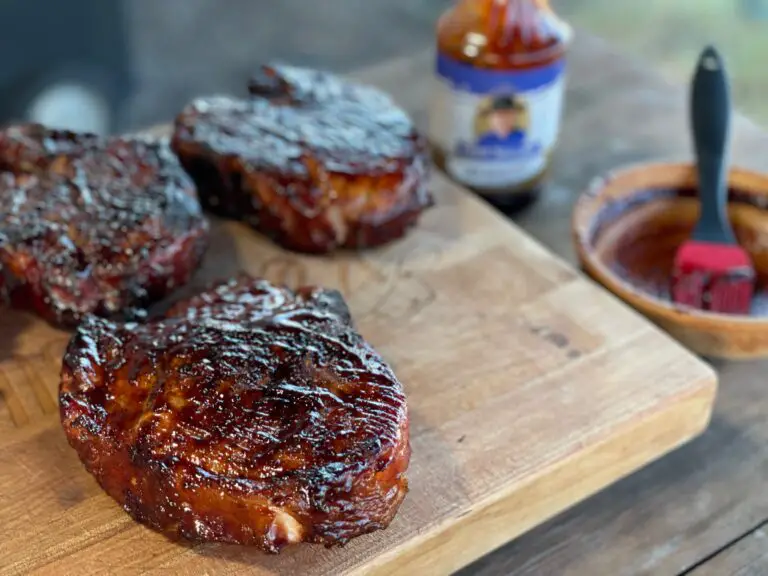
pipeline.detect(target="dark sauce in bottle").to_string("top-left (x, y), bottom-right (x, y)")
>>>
top-left (429, 0), bottom-right (571, 214)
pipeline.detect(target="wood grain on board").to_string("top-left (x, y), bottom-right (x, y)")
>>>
top-left (0, 34), bottom-right (717, 575)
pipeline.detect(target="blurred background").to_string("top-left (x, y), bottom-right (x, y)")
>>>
top-left (5, 0), bottom-right (767, 134)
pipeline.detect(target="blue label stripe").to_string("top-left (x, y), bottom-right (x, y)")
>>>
top-left (436, 53), bottom-right (565, 94)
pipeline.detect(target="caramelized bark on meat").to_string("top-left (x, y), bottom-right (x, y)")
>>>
top-left (59, 275), bottom-right (411, 552)
top-left (172, 64), bottom-right (432, 253)
top-left (0, 124), bottom-right (209, 327)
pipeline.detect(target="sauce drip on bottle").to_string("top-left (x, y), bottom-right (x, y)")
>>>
top-left (429, 0), bottom-right (571, 214)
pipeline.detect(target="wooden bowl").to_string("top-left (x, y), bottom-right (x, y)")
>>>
top-left (572, 161), bottom-right (768, 360)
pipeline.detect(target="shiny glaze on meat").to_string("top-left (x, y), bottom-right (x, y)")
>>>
top-left (0, 124), bottom-right (209, 327)
top-left (171, 64), bottom-right (432, 253)
top-left (59, 275), bottom-right (411, 552)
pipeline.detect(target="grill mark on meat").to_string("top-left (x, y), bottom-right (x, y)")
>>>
top-left (0, 124), bottom-right (209, 328)
top-left (59, 274), bottom-right (410, 553)
top-left (171, 64), bottom-right (432, 253)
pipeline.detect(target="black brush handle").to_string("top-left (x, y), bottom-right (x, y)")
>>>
top-left (690, 45), bottom-right (735, 244)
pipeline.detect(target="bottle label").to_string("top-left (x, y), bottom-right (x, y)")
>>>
top-left (429, 53), bottom-right (566, 191)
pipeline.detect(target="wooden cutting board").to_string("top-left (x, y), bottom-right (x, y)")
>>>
top-left (0, 76), bottom-right (716, 576)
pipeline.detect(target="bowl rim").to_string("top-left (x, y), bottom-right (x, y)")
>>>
top-left (572, 159), bottom-right (768, 330)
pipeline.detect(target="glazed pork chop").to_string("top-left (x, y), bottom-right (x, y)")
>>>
top-left (171, 64), bottom-right (432, 253)
top-left (0, 124), bottom-right (209, 327)
top-left (59, 275), bottom-right (410, 553)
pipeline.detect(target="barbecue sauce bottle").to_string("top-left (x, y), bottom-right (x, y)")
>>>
top-left (429, 0), bottom-right (571, 213)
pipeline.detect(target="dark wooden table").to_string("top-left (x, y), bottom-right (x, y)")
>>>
top-left (355, 32), bottom-right (768, 576)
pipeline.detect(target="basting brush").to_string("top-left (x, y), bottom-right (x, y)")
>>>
top-left (671, 45), bottom-right (755, 315)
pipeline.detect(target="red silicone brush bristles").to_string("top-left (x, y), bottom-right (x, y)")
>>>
top-left (672, 241), bottom-right (755, 314)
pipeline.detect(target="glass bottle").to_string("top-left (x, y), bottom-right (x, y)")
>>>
top-left (428, 0), bottom-right (572, 213)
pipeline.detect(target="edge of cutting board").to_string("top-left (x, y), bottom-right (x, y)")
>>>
top-left (363, 375), bottom-right (715, 575)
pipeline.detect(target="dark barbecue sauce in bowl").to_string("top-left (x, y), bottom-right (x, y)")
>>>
top-left (587, 185), bottom-right (768, 317)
